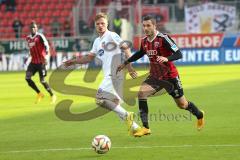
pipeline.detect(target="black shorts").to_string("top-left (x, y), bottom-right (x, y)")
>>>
top-left (144, 76), bottom-right (184, 99)
top-left (26, 63), bottom-right (47, 80)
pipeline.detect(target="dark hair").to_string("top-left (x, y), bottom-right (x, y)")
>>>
top-left (30, 21), bottom-right (37, 27)
top-left (142, 15), bottom-right (156, 25)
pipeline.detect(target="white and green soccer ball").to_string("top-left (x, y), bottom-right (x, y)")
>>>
top-left (92, 135), bottom-right (111, 154)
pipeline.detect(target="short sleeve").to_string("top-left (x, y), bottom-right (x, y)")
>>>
top-left (110, 32), bottom-right (123, 46)
top-left (38, 33), bottom-right (50, 52)
top-left (90, 39), bottom-right (98, 55)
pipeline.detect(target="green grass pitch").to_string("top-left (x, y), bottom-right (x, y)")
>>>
top-left (0, 64), bottom-right (240, 160)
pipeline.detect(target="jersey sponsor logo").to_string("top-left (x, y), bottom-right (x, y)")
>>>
top-left (104, 42), bottom-right (117, 51)
top-left (28, 42), bottom-right (36, 48)
top-left (146, 50), bottom-right (157, 58)
top-left (98, 49), bottom-right (104, 56)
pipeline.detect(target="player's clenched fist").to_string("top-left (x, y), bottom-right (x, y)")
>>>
top-left (156, 56), bottom-right (168, 63)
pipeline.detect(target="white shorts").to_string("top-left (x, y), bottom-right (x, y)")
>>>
top-left (96, 77), bottom-right (123, 102)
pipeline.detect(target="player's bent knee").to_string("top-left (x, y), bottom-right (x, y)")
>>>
top-left (138, 91), bottom-right (147, 99)
top-left (113, 98), bottom-right (120, 105)
top-left (96, 98), bottom-right (105, 106)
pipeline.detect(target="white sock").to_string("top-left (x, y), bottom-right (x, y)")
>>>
top-left (113, 105), bottom-right (140, 130)
top-left (103, 102), bottom-right (139, 129)
top-left (131, 122), bottom-right (139, 130)
top-left (112, 104), bottom-right (128, 120)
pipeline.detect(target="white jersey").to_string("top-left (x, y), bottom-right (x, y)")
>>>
top-left (90, 30), bottom-right (124, 99)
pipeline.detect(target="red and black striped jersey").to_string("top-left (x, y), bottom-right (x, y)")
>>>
top-left (26, 32), bottom-right (49, 64)
top-left (140, 32), bottom-right (179, 80)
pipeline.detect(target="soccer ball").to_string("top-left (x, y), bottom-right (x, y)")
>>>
top-left (92, 135), bottom-right (111, 154)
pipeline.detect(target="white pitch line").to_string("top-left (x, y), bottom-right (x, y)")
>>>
top-left (1, 144), bottom-right (240, 154)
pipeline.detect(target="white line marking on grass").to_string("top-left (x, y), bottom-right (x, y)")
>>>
top-left (1, 144), bottom-right (240, 154)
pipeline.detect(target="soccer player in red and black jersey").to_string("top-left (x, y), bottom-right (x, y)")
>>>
top-left (25, 21), bottom-right (56, 104)
top-left (117, 15), bottom-right (204, 137)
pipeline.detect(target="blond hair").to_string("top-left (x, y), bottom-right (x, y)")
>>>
top-left (95, 12), bottom-right (108, 22)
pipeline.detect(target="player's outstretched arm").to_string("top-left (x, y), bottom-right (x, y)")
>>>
top-left (116, 50), bottom-right (145, 75)
top-left (63, 53), bottom-right (95, 67)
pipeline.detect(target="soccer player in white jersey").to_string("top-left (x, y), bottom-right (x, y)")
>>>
top-left (63, 12), bottom-right (140, 135)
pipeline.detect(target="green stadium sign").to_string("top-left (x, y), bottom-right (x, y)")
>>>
top-left (0, 38), bottom-right (84, 54)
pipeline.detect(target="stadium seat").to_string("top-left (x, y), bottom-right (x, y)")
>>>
top-left (5, 33), bottom-right (13, 39)
top-left (28, 11), bottom-right (37, 18)
top-left (7, 20), bottom-right (13, 26)
top-left (35, 0), bottom-right (42, 3)
top-left (15, 0), bottom-right (23, 4)
top-left (23, 26), bottom-right (30, 35)
top-left (12, 12), bottom-right (20, 18)
top-left (64, 3), bottom-right (73, 10)
top-left (45, 32), bottom-right (53, 38)
top-left (53, 10), bottom-right (61, 17)
top-left (51, 0), bottom-right (59, 4)
top-left (56, 3), bottom-right (64, 10)
top-left (0, 28), bottom-right (6, 34)
top-left (60, 10), bottom-right (70, 17)
top-left (44, 11), bottom-right (52, 17)
top-left (1, 18), bottom-right (13, 28)
top-left (0, 12), bottom-right (3, 19)
top-left (0, 4), bottom-right (6, 12)
top-left (18, 0), bottom-right (28, 4)
top-left (48, 3), bottom-right (55, 10)
top-left (59, 17), bottom-right (67, 24)
top-left (0, 12), bottom-right (4, 19)
top-left (25, 19), bottom-right (34, 26)
top-left (16, 4), bottom-right (24, 12)
top-left (40, 4), bottom-right (48, 11)
top-left (1, 19), bottom-right (8, 27)
top-left (44, 0), bottom-right (52, 4)
top-left (32, 4), bottom-right (39, 11)
top-left (29, 0), bottom-right (35, 4)
top-left (42, 18), bottom-right (51, 25)
top-left (71, 0), bottom-right (76, 3)
top-left (5, 12), bottom-right (13, 18)
top-left (35, 17), bottom-right (42, 24)
top-left (0, 0), bottom-right (76, 40)
top-left (24, 4), bottom-right (32, 11)
top-left (36, 11), bottom-right (45, 18)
